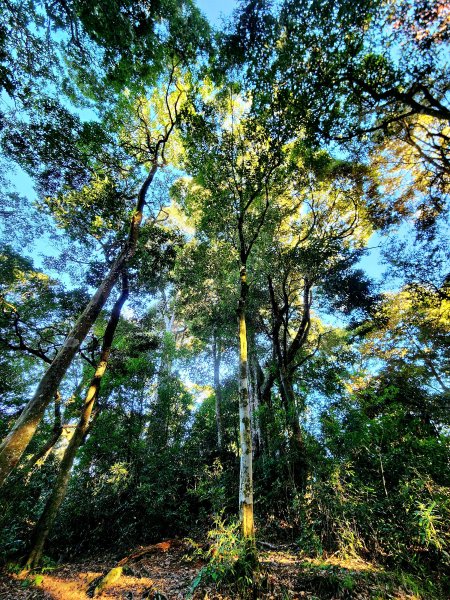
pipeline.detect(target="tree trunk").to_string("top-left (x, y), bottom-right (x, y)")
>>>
top-left (25, 274), bottom-right (129, 569)
top-left (0, 165), bottom-right (157, 486)
top-left (21, 392), bottom-right (62, 474)
top-left (238, 265), bottom-right (254, 540)
top-left (249, 341), bottom-right (265, 457)
top-left (212, 334), bottom-right (224, 454)
top-left (278, 368), bottom-right (306, 491)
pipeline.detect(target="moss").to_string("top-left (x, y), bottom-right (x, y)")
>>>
top-left (93, 566), bottom-right (123, 596)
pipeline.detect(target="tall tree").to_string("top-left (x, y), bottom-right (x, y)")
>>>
top-left (0, 69), bottom-right (188, 485)
top-left (178, 89), bottom-right (287, 540)
top-left (25, 272), bottom-right (129, 569)
top-left (174, 239), bottom-right (237, 453)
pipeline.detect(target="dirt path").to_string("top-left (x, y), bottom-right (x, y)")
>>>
top-left (0, 543), bottom-right (432, 599)
top-left (0, 542), bottom-right (198, 600)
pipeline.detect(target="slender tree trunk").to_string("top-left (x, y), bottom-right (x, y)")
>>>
top-left (261, 370), bottom-right (276, 408)
top-left (212, 334), bottom-right (224, 453)
top-left (21, 392), bottom-right (62, 474)
top-left (249, 339), bottom-right (264, 457)
top-left (248, 368), bottom-right (259, 457)
top-left (0, 166), bottom-right (157, 486)
top-left (238, 265), bottom-right (254, 540)
top-left (278, 368), bottom-right (306, 491)
top-left (25, 274), bottom-right (129, 569)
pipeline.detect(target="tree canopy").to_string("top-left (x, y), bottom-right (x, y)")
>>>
top-left (0, 1), bottom-right (449, 598)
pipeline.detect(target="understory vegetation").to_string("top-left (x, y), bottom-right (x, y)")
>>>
top-left (0, 0), bottom-right (449, 598)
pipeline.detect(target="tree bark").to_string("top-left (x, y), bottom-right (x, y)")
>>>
top-left (21, 392), bottom-right (62, 474)
top-left (238, 265), bottom-right (254, 540)
top-left (278, 367), bottom-right (306, 491)
top-left (212, 333), bottom-right (224, 453)
top-left (25, 273), bottom-right (129, 569)
top-left (249, 342), bottom-right (264, 456)
top-left (0, 165), bottom-right (157, 486)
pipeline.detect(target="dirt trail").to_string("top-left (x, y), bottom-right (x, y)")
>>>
top-left (0, 541), bottom-right (198, 599)
top-left (0, 543), bottom-right (429, 599)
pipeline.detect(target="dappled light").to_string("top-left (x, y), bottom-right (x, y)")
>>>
top-left (0, 0), bottom-right (449, 598)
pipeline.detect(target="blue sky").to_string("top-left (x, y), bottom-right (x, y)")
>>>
top-left (2, 0), bottom-right (387, 289)
top-left (194, 0), bottom-right (386, 284)
top-left (196, 0), bottom-right (238, 25)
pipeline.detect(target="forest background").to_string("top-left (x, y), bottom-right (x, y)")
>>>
top-left (0, 0), bottom-right (449, 598)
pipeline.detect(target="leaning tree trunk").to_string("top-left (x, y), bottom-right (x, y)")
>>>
top-left (20, 392), bottom-right (62, 474)
top-left (0, 166), bottom-right (157, 486)
top-left (212, 333), bottom-right (224, 454)
top-left (238, 265), bottom-right (254, 541)
top-left (25, 274), bottom-right (129, 569)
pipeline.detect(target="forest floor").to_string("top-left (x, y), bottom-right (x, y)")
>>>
top-left (0, 540), bottom-right (439, 599)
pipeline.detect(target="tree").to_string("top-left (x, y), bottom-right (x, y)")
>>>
top-left (174, 239), bottom-right (237, 453)
top-left (25, 272), bottom-right (129, 569)
top-left (0, 65), bottom-right (191, 485)
top-left (0, 0), bottom-right (210, 484)
top-left (178, 89), bottom-right (286, 540)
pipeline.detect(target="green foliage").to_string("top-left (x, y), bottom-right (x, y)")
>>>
top-left (188, 515), bottom-right (256, 597)
top-left (299, 397), bottom-right (450, 570)
top-left (415, 500), bottom-right (446, 551)
top-left (0, 0), bottom-right (449, 592)
top-left (0, 452), bottom-right (64, 560)
top-left (296, 559), bottom-right (444, 600)
top-left (191, 458), bottom-right (228, 515)
top-left (20, 574), bottom-right (44, 588)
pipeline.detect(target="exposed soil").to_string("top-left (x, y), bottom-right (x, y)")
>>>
top-left (0, 541), bottom-right (197, 599)
top-left (0, 541), bottom-right (436, 599)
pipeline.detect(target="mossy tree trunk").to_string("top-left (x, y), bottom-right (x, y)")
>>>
top-left (24, 273), bottom-right (129, 569)
top-left (20, 391), bottom-right (62, 474)
top-left (238, 265), bottom-right (254, 541)
top-left (265, 275), bottom-right (312, 488)
top-left (0, 166), bottom-right (157, 486)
